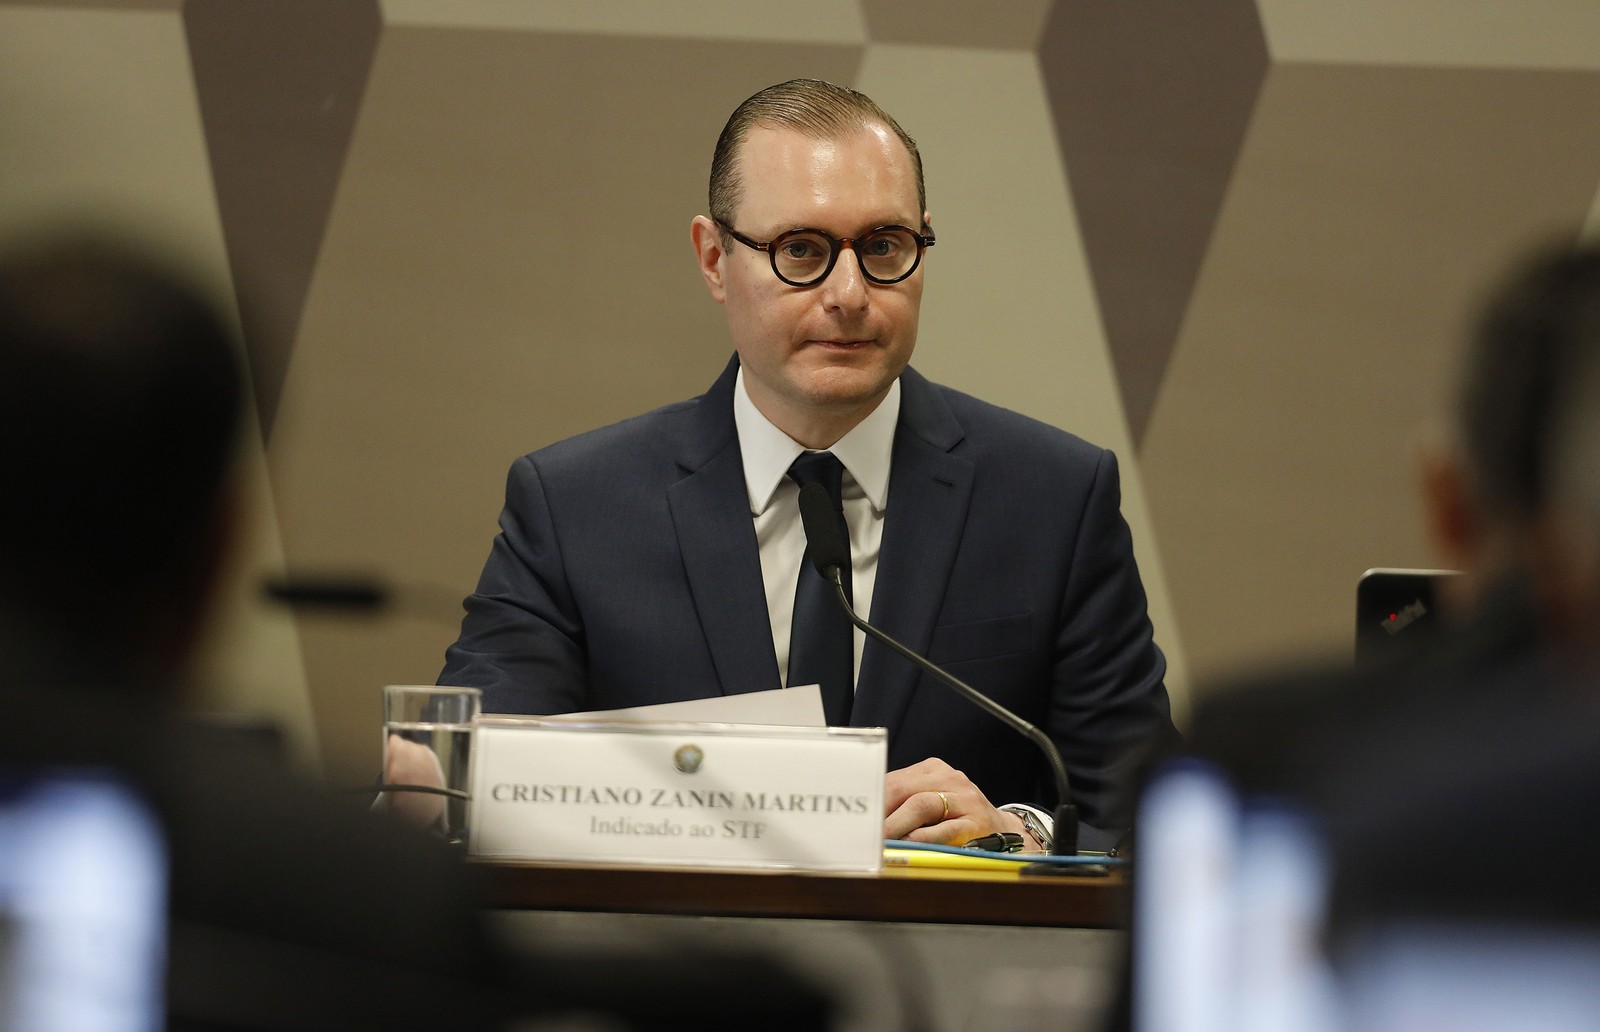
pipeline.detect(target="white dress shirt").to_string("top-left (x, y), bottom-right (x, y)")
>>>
top-left (731, 370), bottom-right (1053, 845)
top-left (732, 367), bottom-right (900, 691)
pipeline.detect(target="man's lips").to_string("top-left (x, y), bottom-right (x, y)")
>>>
top-left (806, 338), bottom-right (873, 348)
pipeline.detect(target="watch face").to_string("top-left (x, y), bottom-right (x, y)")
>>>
top-left (1004, 807), bottom-right (1049, 849)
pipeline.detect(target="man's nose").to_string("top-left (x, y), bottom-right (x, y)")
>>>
top-left (822, 243), bottom-right (869, 309)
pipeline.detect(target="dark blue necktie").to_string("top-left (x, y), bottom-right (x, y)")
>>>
top-left (787, 451), bottom-right (854, 726)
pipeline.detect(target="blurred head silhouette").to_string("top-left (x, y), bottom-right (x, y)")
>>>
top-left (0, 233), bottom-right (242, 688)
top-left (1423, 241), bottom-right (1600, 649)
top-left (1519, 244), bottom-right (1600, 659)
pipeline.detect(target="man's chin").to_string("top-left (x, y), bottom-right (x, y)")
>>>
top-left (793, 386), bottom-right (897, 424)
top-left (801, 364), bottom-right (899, 401)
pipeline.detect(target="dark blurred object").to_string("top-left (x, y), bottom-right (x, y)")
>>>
top-left (0, 235), bottom-right (240, 678)
top-left (263, 574), bottom-right (390, 611)
top-left (1354, 568), bottom-right (1460, 665)
top-left (262, 571), bottom-right (471, 623)
top-left (1191, 575), bottom-right (1540, 807)
top-left (1327, 671), bottom-right (1600, 934)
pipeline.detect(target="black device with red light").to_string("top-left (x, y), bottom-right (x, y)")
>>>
top-left (1355, 568), bottom-right (1460, 665)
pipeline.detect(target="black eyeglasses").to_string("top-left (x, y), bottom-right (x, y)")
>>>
top-left (716, 219), bottom-right (935, 287)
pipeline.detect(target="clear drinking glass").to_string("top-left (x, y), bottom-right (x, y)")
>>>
top-left (381, 685), bottom-right (481, 843)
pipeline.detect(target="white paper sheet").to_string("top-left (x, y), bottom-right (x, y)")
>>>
top-left (538, 685), bottom-right (826, 727)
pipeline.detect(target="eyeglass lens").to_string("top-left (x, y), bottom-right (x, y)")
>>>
top-left (771, 228), bottom-right (922, 285)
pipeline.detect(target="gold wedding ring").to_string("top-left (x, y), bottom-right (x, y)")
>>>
top-left (936, 791), bottom-right (949, 821)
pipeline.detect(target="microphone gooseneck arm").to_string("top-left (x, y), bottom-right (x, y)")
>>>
top-left (828, 573), bottom-right (1074, 801)
top-left (795, 482), bottom-right (1079, 855)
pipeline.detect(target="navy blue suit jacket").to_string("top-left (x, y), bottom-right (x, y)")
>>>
top-left (441, 357), bottom-right (1174, 827)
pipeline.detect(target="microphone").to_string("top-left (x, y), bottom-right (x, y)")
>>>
top-left (797, 482), bottom-right (1080, 856)
top-left (263, 576), bottom-right (389, 611)
top-left (262, 574), bottom-right (466, 622)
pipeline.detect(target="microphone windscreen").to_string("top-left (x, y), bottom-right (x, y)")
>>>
top-left (263, 576), bottom-right (388, 610)
top-left (797, 482), bottom-right (849, 578)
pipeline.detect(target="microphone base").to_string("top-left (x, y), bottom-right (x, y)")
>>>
top-left (1052, 803), bottom-right (1080, 856)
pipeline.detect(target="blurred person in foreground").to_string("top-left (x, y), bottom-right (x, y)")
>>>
top-left (1124, 240), bottom-right (1600, 1031)
top-left (1185, 240), bottom-right (1600, 819)
top-left (1315, 242), bottom-right (1600, 1025)
top-left (0, 234), bottom-right (833, 1031)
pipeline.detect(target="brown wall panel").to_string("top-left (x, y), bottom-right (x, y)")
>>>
top-left (185, 0), bottom-right (381, 437)
top-left (1041, 0), bottom-right (1268, 447)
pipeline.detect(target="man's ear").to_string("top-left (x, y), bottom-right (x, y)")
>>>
top-left (1420, 437), bottom-right (1478, 573)
top-left (690, 216), bottom-right (727, 304)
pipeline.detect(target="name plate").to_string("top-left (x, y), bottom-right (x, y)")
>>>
top-left (469, 717), bottom-right (886, 872)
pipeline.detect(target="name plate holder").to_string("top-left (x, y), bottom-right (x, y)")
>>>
top-left (469, 716), bottom-right (887, 873)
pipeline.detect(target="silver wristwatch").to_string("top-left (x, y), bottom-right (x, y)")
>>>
top-left (999, 805), bottom-right (1053, 852)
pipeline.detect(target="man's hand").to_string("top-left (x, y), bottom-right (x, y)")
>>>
top-left (382, 734), bottom-right (447, 830)
top-left (883, 757), bottom-right (1030, 846)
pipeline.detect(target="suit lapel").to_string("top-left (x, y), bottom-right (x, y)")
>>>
top-left (852, 368), bottom-right (972, 729)
top-left (667, 357), bottom-right (783, 697)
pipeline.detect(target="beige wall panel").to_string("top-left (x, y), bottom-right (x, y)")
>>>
top-left (1142, 63), bottom-right (1600, 689)
top-left (0, 4), bottom-right (317, 765)
top-left (862, 0), bottom-right (1052, 49)
top-left (1586, 181), bottom-right (1600, 240)
top-left (381, 0), bottom-right (866, 43)
top-left (0, 0), bottom-right (178, 10)
top-left (1258, 0), bottom-right (1600, 70)
top-left (272, 26), bottom-right (861, 779)
top-left (1, 6), bottom-right (223, 254)
top-left (854, 45), bottom-right (1190, 720)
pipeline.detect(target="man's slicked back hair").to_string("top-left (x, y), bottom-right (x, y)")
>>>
top-left (709, 78), bottom-right (925, 231)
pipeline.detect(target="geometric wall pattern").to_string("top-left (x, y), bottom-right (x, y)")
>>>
top-left (1041, 0), bottom-right (1269, 447)
top-left (184, 0), bottom-right (381, 436)
top-left (6, 0), bottom-right (1600, 782)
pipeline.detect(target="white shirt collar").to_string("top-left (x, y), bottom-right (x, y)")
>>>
top-left (733, 366), bottom-right (899, 516)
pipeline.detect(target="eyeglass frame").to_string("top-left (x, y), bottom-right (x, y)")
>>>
top-left (713, 218), bottom-right (935, 287)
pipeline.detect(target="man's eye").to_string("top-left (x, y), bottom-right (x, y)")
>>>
top-left (864, 236), bottom-right (899, 257)
top-left (781, 240), bottom-right (823, 260)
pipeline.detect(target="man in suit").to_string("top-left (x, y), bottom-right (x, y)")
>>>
top-left (441, 79), bottom-right (1176, 847)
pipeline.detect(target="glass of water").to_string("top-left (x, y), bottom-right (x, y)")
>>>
top-left (382, 685), bottom-right (481, 843)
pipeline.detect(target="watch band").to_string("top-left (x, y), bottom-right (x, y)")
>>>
top-left (999, 805), bottom-right (1053, 852)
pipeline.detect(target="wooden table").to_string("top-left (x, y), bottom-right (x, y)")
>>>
top-left (474, 859), bottom-right (1128, 928)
